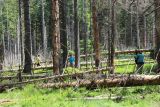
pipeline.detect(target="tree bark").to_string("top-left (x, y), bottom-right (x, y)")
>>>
top-left (109, 0), bottom-right (116, 74)
top-left (48, 0), bottom-right (53, 50)
top-left (67, 0), bottom-right (75, 50)
top-left (82, 0), bottom-right (87, 54)
top-left (108, 0), bottom-right (111, 71)
top-left (92, 0), bottom-right (100, 68)
top-left (139, 14), bottom-right (145, 48)
top-left (82, 0), bottom-right (88, 69)
top-left (60, 0), bottom-right (68, 73)
top-left (19, 0), bottom-right (23, 64)
top-left (18, 0), bottom-right (23, 81)
top-left (154, 0), bottom-right (160, 72)
top-left (41, 75), bottom-right (160, 88)
top-left (0, 8), bottom-right (4, 65)
top-left (0, 43), bottom-right (3, 66)
top-left (74, 0), bottom-right (80, 68)
top-left (136, 0), bottom-right (141, 49)
top-left (23, 0), bottom-right (32, 74)
top-left (52, 0), bottom-right (61, 75)
top-left (41, 0), bottom-right (47, 56)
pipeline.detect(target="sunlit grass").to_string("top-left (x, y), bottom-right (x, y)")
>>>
top-left (0, 85), bottom-right (160, 107)
top-left (0, 58), bottom-right (158, 107)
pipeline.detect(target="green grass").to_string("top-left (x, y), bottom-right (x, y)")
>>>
top-left (0, 58), bottom-right (159, 107)
top-left (64, 67), bottom-right (81, 74)
top-left (0, 85), bottom-right (160, 107)
top-left (115, 62), bottom-right (157, 74)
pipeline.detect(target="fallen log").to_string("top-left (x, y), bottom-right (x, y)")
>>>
top-left (68, 96), bottom-right (124, 101)
top-left (0, 68), bottom-right (110, 88)
top-left (80, 61), bottom-right (154, 66)
top-left (115, 61), bottom-right (154, 66)
top-left (0, 66), bottom-right (53, 73)
top-left (0, 67), bottom-right (112, 81)
top-left (0, 99), bottom-right (14, 104)
top-left (115, 49), bottom-right (153, 54)
top-left (80, 49), bottom-right (153, 57)
top-left (0, 75), bottom-right (47, 80)
top-left (41, 75), bottom-right (160, 88)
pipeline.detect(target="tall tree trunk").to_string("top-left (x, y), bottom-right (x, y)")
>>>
top-left (130, 5), bottom-right (133, 47)
top-left (31, 25), bottom-right (36, 55)
top-left (52, 0), bottom-right (61, 75)
top-left (67, 0), bottom-right (75, 50)
top-left (48, 0), bottom-right (53, 50)
top-left (139, 14), bottom-right (145, 48)
top-left (18, 0), bottom-right (23, 81)
top-left (0, 8), bottom-right (4, 66)
top-left (60, 0), bottom-right (68, 72)
top-left (110, 1), bottom-right (116, 74)
top-left (108, 0), bottom-right (116, 74)
top-left (18, 0), bottom-right (23, 66)
top-left (154, 0), bottom-right (160, 72)
top-left (82, 0), bottom-right (88, 69)
top-left (41, 0), bottom-right (47, 57)
top-left (74, 0), bottom-right (80, 68)
top-left (82, 0), bottom-right (87, 54)
top-left (144, 16), bottom-right (147, 48)
top-left (92, 0), bottom-right (100, 68)
top-left (71, 0), bottom-right (75, 50)
top-left (136, 0), bottom-right (140, 49)
top-left (108, 0), bottom-right (111, 69)
top-left (153, 14), bottom-right (156, 48)
top-left (0, 43), bottom-right (3, 66)
top-left (23, 0), bottom-right (32, 74)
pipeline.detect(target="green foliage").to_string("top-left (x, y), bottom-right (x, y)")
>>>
top-left (68, 50), bottom-right (75, 55)
top-left (0, 0), bottom-right (18, 38)
top-left (80, 39), bottom-right (94, 53)
top-left (64, 67), bottom-right (81, 74)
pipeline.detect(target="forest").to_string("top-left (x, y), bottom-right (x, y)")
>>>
top-left (0, 0), bottom-right (160, 106)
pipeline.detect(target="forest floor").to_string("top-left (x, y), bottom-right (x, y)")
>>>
top-left (0, 85), bottom-right (160, 107)
top-left (0, 57), bottom-right (159, 107)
